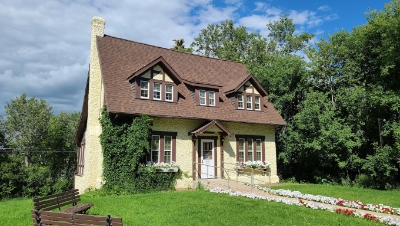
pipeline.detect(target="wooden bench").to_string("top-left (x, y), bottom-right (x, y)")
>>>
top-left (32, 210), bottom-right (123, 226)
top-left (32, 189), bottom-right (93, 225)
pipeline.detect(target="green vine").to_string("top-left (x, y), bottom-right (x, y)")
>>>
top-left (99, 106), bottom-right (180, 194)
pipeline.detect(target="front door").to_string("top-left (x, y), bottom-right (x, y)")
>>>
top-left (201, 139), bottom-right (215, 178)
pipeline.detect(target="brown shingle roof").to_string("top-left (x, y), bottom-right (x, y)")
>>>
top-left (97, 35), bottom-right (286, 126)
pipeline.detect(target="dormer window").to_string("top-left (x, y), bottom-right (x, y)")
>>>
top-left (166, 85), bottom-right (173, 101)
top-left (246, 95), bottom-right (252, 110)
top-left (134, 64), bottom-right (179, 103)
top-left (255, 96), bottom-right (260, 110)
top-left (196, 89), bottom-right (219, 107)
top-left (200, 90), bottom-right (206, 105)
top-left (140, 81), bottom-right (149, 98)
top-left (237, 94), bottom-right (244, 109)
top-left (153, 83), bottom-right (161, 100)
top-left (209, 91), bottom-right (215, 106)
top-left (235, 82), bottom-right (263, 111)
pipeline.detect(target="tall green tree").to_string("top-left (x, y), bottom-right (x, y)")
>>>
top-left (3, 93), bottom-right (52, 167)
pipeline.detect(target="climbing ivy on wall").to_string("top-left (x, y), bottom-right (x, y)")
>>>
top-left (99, 106), bottom-right (179, 193)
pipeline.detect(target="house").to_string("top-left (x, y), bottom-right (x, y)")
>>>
top-left (73, 16), bottom-right (286, 192)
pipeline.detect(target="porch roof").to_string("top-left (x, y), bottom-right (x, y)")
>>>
top-left (189, 120), bottom-right (234, 137)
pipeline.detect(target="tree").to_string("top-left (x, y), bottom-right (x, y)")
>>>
top-left (190, 19), bottom-right (269, 64)
top-left (3, 93), bottom-right (52, 167)
top-left (171, 39), bottom-right (193, 53)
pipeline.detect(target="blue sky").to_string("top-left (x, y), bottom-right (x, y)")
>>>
top-left (0, 0), bottom-right (389, 115)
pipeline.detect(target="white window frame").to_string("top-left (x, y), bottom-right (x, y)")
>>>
top-left (209, 91), bottom-right (215, 106)
top-left (246, 95), bottom-right (252, 110)
top-left (153, 83), bottom-right (162, 100)
top-left (165, 84), bottom-right (173, 102)
top-left (140, 81), bottom-right (149, 99)
top-left (238, 138), bottom-right (245, 162)
top-left (255, 96), bottom-right (261, 110)
top-left (164, 136), bottom-right (172, 163)
top-left (200, 90), bottom-right (206, 105)
top-left (237, 94), bottom-right (244, 109)
top-left (151, 135), bottom-right (160, 162)
top-left (256, 139), bottom-right (262, 161)
top-left (247, 138), bottom-right (253, 161)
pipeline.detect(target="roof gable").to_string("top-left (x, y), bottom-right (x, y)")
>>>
top-left (225, 74), bottom-right (268, 96)
top-left (189, 120), bottom-right (234, 137)
top-left (127, 56), bottom-right (183, 84)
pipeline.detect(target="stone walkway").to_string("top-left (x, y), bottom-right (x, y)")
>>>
top-left (198, 179), bottom-right (400, 223)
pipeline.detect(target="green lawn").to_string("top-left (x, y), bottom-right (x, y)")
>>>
top-left (0, 190), bottom-right (383, 226)
top-left (272, 183), bottom-right (400, 207)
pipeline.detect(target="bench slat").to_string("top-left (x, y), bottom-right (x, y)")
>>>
top-left (60, 204), bottom-right (94, 214)
top-left (33, 189), bottom-right (79, 202)
top-left (35, 196), bottom-right (81, 210)
top-left (74, 214), bottom-right (123, 226)
top-left (40, 211), bottom-right (73, 226)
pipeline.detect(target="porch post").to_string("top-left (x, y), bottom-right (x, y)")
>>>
top-left (220, 136), bottom-right (225, 178)
top-left (191, 135), bottom-right (196, 181)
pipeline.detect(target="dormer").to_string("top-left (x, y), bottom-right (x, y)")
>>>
top-left (183, 80), bottom-right (221, 107)
top-left (127, 56), bottom-right (182, 103)
top-left (225, 74), bottom-right (267, 111)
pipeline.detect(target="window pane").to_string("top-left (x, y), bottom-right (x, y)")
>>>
top-left (152, 151), bottom-right (159, 162)
top-left (165, 136), bottom-right (172, 151)
top-left (153, 83), bottom-right (161, 100)
top-left (164, 151), bottom-right (171, 163)
top-left (256, 139), bottom-right (261, 161)
top-left (166, 85), bottom-right (173, 101)
top-left (238, 138), bottom-right (244, 162)
top-left (247, 95), bottom-right (252, 109)
top-left (248, 139), bottom-right (253, 161)
top-left (151, 136), bottom-right (159, 151)
top-left (238, 94), bottom-right (243, 109)
top-left (200, 90), bottom-right (206, 105)
top-left (255, 96), bottom-right (260, 110)
top-left (140, 81), bottom-right (149, 98)
top-left (209, 91), bottom-right (215, 106)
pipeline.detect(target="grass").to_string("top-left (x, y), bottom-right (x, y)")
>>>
top-left (271, 183), bottom-right (400, 207)
top-left (1, 190), bottom-right (383, 226)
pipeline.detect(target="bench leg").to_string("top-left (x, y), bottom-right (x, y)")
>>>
top-left (34, 209), bottom-right (41, 226)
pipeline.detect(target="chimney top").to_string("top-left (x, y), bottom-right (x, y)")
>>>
top-left (91, 16), bottom-right (106, 37)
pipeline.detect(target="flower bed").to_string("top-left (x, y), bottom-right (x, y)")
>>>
top-left (246, 183), bottom-right (400, 216)
top-left (208, 186), bottom-right (400, 226)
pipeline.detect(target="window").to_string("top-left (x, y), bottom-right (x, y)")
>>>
top-left (246, 95), bottom-right (252, 110)
top-left (140, 81), bottom-right (149, 98)
top-left (153, 83), bottom-right (161, 100)
top-left (237, 94), bottom-right (244, 109)
top-left (238, 138), bottom-right (245, 162)
top-left (247, 139), bottom-right (253, 161)
top-left (166, 85), bottom-right (173, 101)
top-left (148, 132), bottom-right (177, 163)
top-left (256, 139), bottom-right (261, 161)
top-left (236, 135), bottom-right (265, 162)
top-left (200, 90), bottom-right (206, 105)
top-left (77, 135), bottom-right (85, 175)
top-left (197, 89), bottom-right (218, 107)
top-left (255, 96), bottom-right (260, 110)
top-left (209, 91), bottom-right (215, 106)
top-left (164, 136), bottom-right (172, 163)
top-left (151, 135), bottom-right (160, 162)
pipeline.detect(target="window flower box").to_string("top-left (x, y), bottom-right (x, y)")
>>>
top-left (235, 161), bottom-right (271, 175)
top-left (144, 161), bottom-right (180, 173)
top-left (155, 168), bottom-right (179, 173)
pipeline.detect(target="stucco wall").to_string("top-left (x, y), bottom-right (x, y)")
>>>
top-left (74, 17), bottom-right (106, 193)
top-left (151, 118), bottom-right (279, 189)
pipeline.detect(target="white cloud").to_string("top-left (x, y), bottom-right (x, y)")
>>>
top-left (0, 0), bottom-right (338, 115)
top-left (318, 5), bottom-right (331, 11)
top-left (325, 14), bottom-right (339, 21)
